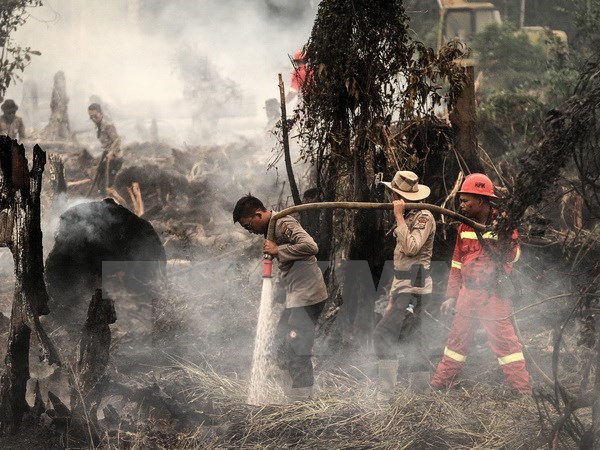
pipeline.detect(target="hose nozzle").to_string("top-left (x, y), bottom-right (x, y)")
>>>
top-left (262, 254), bottom-right (273, 278)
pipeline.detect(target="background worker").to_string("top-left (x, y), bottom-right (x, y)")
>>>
top-left (233, 194), bottom-right (327, 401)
top-left (88, 103), bottom-right (122, 194)
top-left (374, 171), bottom-right (435, 394)
top-left (430, 173), bottom-right (531, 395)
top-left (0, 99), bottom-right (27, 140)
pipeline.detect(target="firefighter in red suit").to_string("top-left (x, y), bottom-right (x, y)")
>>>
top-left (430, 173), bottom-right (531, 394)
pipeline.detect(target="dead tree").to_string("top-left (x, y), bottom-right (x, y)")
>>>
top-left (38, 71), bottom-right (73, 142)
top-left (278, 73), bottom-right (301, 206)
top-left (69, 289), bottom-right (116, 442)
top-left (0, 136), bottom-right (61, 434)
top-left (40, 153), bottom-right (67, 221)
top-left (448, 65), bottom-right (485, 174)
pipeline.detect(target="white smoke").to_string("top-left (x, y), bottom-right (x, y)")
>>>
top-left (6, 0), bottom-right (317, 146)
top-left (0, 1), bottom-right (322, 377)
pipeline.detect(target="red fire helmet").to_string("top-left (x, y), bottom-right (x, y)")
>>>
top-left (458, 173), bottom-right (498, 198)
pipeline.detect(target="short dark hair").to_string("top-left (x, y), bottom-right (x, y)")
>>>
top-left (88, 103), bottom-right (102, 112)
top-left (1, 99), bottom-right (18, 113)
top-left (232, 194), bottom-right (266, 223)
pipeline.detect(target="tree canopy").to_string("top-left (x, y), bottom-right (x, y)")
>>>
top-left (298, 0), bottom-right (465, 195)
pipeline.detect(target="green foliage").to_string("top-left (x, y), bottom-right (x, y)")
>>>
top-left (174, 44), bottom-right (241, 139)
top-left (297, 0), bottom-right (466, 187)
top-left (174, 44), bottom-right (240, 108)
top-left (472, 24), bottom-right (548, 93)
top-left (472, 23), bottom-right (578, 159)
top-left (477, 90), bottom-right (545, 159)
top-left (570, 0), bottom-right (600, 58)
top-left (0, 0), bottom-right (43, 100)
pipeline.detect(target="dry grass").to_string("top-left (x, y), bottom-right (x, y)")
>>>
top-left (165, 360), bottom-right (546, 449)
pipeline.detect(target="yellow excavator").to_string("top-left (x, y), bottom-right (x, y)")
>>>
top-left (437, 0), bottom-right (501, 49)
top-left (437, 0), bottom-right (567, 51)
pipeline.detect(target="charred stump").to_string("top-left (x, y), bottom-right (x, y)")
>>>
top-left (38, 71), bottom-right (73, 142)
top-left (45, 198), bottom-right (167, 344)
top-left (69, 289), bottom-right (116, 443)
top-left (41, 154), bottom-right (67, 222)
top-left (0, 136), bottom-right (61, 435)
top-left (45, 390), bottom-right (74, 437)
top-left (31, 381), bottom-right (45, 422)
top-left (45, 154), bottom-right (67, 198)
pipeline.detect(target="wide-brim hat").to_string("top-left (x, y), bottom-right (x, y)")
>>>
top-left (1, 99), bottom-right (17, 113)
top-left (382, 170), bottom-right (431, 201)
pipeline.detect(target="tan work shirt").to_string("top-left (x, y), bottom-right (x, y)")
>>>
top-left (0, 115), bottom-right (26, 140)
top-left (274, 214), bottom-right (328, 308)
top-left (390, 209), bottom-right (436, 295)
top-left (96, 119), bottom-right (121, 157)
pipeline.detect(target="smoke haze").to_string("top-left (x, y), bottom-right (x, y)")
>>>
top-left (0, 1), bottom-right (322, 373)
top-left (7, 0), bottom-right (317, 145)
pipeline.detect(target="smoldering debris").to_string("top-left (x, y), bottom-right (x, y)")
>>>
top-left (44, 198), bottom-right (166, 340)
top-left (59, 137), bottom-right (283, 255)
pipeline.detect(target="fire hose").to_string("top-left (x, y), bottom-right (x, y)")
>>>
top-left (262, 201), bottom-right (487, 278)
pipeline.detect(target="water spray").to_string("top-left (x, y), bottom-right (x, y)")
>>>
top-left (248, 200), bottom-right (486, 405)
top-left (247, 253), bottom-right (276, 405)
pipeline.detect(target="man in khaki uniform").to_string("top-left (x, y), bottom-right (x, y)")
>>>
top-left (0, 99), bottom-right (26, 140)
top-left (88, 103), bottom-right (122, 193)
top-left (233, 195), bottom-right (327, 400)
top-left (374, 171), bottom-right (435, 394)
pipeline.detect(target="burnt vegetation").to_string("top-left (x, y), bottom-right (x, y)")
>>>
top-left (0, 0), bottom-right (599, 448)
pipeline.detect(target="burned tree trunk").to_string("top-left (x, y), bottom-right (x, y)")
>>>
top-left (41, 154), bottom-right (67, 224)
top-left (39, 71), bottom-right (72, 142)
top-left (0, 136), bottom-right (61, 434)
top-left (449, 65), bottom-right (484, 174)
top-left (69, 289), bottom-right (116, 442)
top-left (321, 112), bottom-right (387, 347)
